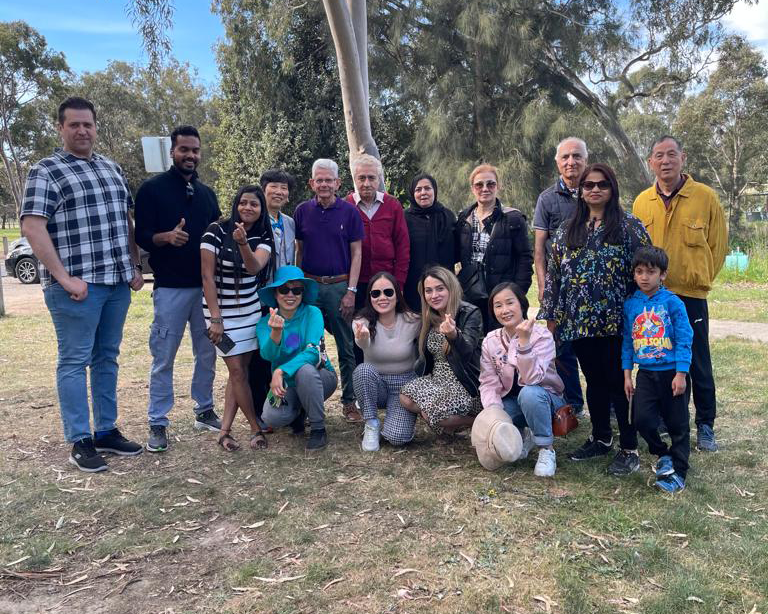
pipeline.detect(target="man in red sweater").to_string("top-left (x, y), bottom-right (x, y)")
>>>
top-left (345, 153), bottom-right (410, 371)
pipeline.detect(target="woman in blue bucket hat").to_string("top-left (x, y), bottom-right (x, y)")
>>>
top-left (256, 266), bottom-right (337, 450)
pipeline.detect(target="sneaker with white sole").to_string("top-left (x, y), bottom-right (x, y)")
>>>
top-left (520, 427), bottom-right (535, 459)
top-left (93, 428), bottom-right (143, 456)
top-left (146, 425), bottom-right (168, 453)
top-left (194, 409), bottom-right (222, 432)
top-left (69, 438), bottom-right (108, 473)
top-left (655, 455), bottom-right (674, 478)
top-left (361, 420), bottom-right (380, 452)
top-left (534, 448), bottom-right (557, 477)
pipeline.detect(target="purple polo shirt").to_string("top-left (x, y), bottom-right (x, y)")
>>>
top-left (294, 196), bottom-right (365, 276)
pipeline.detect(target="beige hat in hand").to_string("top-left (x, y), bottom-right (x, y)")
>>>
top-left (471, 406), bottom-right (524, 471)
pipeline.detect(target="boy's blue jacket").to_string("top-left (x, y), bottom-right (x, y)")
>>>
top-left (621, 286), bottom-right (693, 373)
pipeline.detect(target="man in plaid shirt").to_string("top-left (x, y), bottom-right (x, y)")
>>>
top-left (21, 97), bottom-right (145, 473)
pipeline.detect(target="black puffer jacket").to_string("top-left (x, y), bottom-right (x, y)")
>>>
top-left (414, 301), bottom-right (483, 396)
top-left (456, 200), bottom-right (533, 293)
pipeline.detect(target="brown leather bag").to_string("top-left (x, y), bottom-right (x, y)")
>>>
top-left (552, 404), bottom-right (579, 437)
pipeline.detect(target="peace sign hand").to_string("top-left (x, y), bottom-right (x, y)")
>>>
top-left (233, 222), bottom-right (248, 245)
top-left (268, 307), bottom-right (284, 331)
top-left (439, 313), bottom-right (457, 339)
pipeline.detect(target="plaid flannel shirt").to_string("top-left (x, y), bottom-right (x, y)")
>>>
top-left (21, 149), bottom-right (135, 289)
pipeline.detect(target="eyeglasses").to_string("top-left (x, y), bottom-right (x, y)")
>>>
top-left (581, 180), bottom-right (611, 191)
top-left (277, 286), bottom-right (304, 296)
top-left (472, 180), bottom-right (497, 190)
top-left (370, 288), bottom-right (395, 298)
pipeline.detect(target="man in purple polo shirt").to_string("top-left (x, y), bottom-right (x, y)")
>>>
top-left (295, 159), bottom-right (364, 422)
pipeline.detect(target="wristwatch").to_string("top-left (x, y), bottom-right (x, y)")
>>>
top-left (347, 286), bottom-right (357, 293)
top-left (210, 317), bottom-right (223, 324)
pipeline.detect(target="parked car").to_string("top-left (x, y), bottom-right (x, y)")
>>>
top-left (4, 237), bottom-right (39, 284)
top-left (4, 236), bottom-right (152, 285)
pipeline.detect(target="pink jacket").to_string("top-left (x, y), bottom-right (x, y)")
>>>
top-left (479, 324), bottom-right (564, 410)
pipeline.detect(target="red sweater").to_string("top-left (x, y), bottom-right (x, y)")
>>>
top-left (345, 192), bottom-right (410, 286)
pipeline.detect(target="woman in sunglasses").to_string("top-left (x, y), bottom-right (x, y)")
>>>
top-left (201, 185), bottom-right (274, 451)
top-left (256, 266), bottom-right (337, 451)
top-left (399, 266), bottom-right (484, 438)
top-left (538, 163), bottom-right (651, 476)
top-left (352, 272), bottom-right (420, 451)
top-left (455, 164), bottom-right (533, 333)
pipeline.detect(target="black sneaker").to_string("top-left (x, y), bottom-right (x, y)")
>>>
top-left (290, 410), bottom-right (306, 437)
top-left (194, 409), bottom-right (222, 432)
top-left (93, 428), bottom-right (143, 456)
top-left (607, 449), bottom-right (641, 476)
top-left (146, 425), bottom-right (168, 453)
top-left (569, 437), bottom-right (613, 461)
top-left (69, 438), bottom-right (108, 473)
top-left (306, 428), bottom-right (327, 451)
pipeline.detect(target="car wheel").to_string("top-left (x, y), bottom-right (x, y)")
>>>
top-left (15, 257), bottom-right (39, 284)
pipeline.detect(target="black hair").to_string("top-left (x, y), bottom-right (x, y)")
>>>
top-left (632, 245), bottom-right (669, 273)
top-left (171, 125), bottom-right (201, 147)
top-left (355, 271), bottom-right (415, 343)
top-left (564, 163), bottom-right (625, 249)
top-left (215, 185), bottom-right (275, 298)
top-left (488, 282), bottom-right (529, 323)
top-left (409, 173), bottom-right (438, 206)
top-left (648, 135), bottom-right (683, 157)
top-left (58, 97), bottom-right (96, 125)
top-left (259, 168), bottom-right (296, 192)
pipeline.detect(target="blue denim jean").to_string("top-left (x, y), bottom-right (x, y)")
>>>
top-left (44, 282), bottom-right (131, 442)
top-left (147, 287), bottom-right (216, 426)
top-left (501, 385), bottom-right (565, 447)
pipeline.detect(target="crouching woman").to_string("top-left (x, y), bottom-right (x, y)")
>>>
top-left (478, 282), bottom-right (565, 476)
top-left (256, 266), bottom-right (338, 451)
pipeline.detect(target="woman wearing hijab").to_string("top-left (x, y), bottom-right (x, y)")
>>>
top-left (403, 173), bottom-right (457, 312)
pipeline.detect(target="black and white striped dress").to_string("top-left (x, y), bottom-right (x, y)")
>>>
top-left (201, 222), bottom-right (272, 357)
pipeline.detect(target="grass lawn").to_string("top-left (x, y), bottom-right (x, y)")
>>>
top-left (1, 291), bottom-right (767, 614)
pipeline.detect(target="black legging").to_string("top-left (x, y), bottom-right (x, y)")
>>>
top-left (571, 335), bottom-right (637, 450)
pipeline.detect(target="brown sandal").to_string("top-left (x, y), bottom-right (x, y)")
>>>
top-left (250, 431), bottom-right (268, 450)
top-left (217, 430), bottom-right (240, 452)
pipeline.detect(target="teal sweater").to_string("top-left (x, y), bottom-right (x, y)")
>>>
top-left (256, 303), bottom-right (334, 387)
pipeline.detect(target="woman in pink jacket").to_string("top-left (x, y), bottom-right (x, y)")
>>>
top-left (479, 282), bottom-right (565, 477)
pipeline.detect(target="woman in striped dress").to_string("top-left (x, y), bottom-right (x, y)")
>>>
top-left (201, 185), bottom-right (274, 451)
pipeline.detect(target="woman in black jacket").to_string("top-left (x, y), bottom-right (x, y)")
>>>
top-left (456, 164), bottom-right (533, 332)
top-left (400, 266), bottom-right (484, 435)
top-left (403, 173), bottom-right (457, 312)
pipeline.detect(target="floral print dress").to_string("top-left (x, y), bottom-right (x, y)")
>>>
top-left (537, 212), bottom-right (650, 342)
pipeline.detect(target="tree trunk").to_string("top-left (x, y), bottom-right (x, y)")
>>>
top-left (322, 0), bottom-right (381, 166)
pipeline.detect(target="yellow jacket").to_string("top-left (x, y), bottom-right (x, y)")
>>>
top-left (632, 176), bottom-right (727, 298)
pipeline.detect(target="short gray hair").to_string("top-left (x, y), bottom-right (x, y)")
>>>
top-left (312, 158), bottom-right (339, 178)
top-left (555, 137), bottom-right (588, 160)
top-left (350, 153), bottom-right (383, 177)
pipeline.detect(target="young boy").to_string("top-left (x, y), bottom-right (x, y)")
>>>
top-left (622, 246), bottom-right (693, 493)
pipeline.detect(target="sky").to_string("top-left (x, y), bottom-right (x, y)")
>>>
top-left (1, 0), bottom-right (767, 89)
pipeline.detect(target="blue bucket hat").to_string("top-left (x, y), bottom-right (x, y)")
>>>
top-left (258, 265), bottom-right (319, 308)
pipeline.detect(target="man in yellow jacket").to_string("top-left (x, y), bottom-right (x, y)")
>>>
top-left (632, 135), bottom-right (727, 452)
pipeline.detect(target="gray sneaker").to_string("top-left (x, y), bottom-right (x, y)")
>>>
top-left (146, 425), bottom-right (168, 453)
top-left (696, 424), bottom-right (718, 452)
top-left (194, 409), bottom-right (222, 432)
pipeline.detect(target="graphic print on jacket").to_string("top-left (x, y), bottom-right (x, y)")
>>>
top-left (631, 306), bottom-right (673, 361)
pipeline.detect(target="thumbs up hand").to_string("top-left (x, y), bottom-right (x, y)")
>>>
top-left (439, 312), bottom-right (457, 339)
top-left (168, 218), bottom-right (189, 246)
top-left (233, 222), bottom-right (248, 246)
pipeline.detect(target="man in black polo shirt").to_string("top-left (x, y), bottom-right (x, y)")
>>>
top-left (134, 125), bottom-right (222, 452)
top-left (533, 136), bottom-right (588, 417)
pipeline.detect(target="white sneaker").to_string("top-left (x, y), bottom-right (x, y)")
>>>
top-left (361, 421), bottom-right (380, 452)
top-left (534, 448), bottom-right (557, 477)
top-left (520, 428), bottom-right (535, 459)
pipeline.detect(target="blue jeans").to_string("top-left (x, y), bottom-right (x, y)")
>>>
top-left (44, 283), bottom-right (131, 442)
top-left (557, 341), bottom-right (584, 409)
top-left (315, 281), bottom-right (356, 403)
top-left (501, 385), bottom-right (565, 447)
top-left (147, 287), bottom-right (216, 426)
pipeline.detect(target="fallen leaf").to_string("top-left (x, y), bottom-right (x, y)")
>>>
top-left (687, 596), bottom-right (704, 603)
top-left (241, 521), bottom-right (266, 529)
top-left (322, 577), bottom-right (345, 590)
top-left (186, 478), bottom-right (203, 485)
top-left (392, 568), bottom-right (419, 578)
top-left (277, 501), bottom-right (289, 515)
top-left (458, 551), bottom-right (475, 569)
top-left (62, 574), bottom-right (88, 586)
top-left (5, 555), bottom-right (30, 567)
top-left (253, 574), bottom-right (305, 584)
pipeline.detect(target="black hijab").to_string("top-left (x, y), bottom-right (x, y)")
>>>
top-left (408, 173), bottom-right (449, 238)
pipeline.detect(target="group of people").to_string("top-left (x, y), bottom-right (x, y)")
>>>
top-left (21, 97), bottom-right (727, 495)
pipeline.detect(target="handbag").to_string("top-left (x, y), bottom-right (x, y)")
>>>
top-left (552, 403), bottom-right (579, 437)
top-left (457, 262), bottom-right (488, 301)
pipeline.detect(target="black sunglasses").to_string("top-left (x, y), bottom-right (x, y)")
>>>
top-left (370, 288), bottom-right (395, 298)
top-left (581, 180), bottom-right (611, 191)
top-left (277, 286), bottom-right (304, 296)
